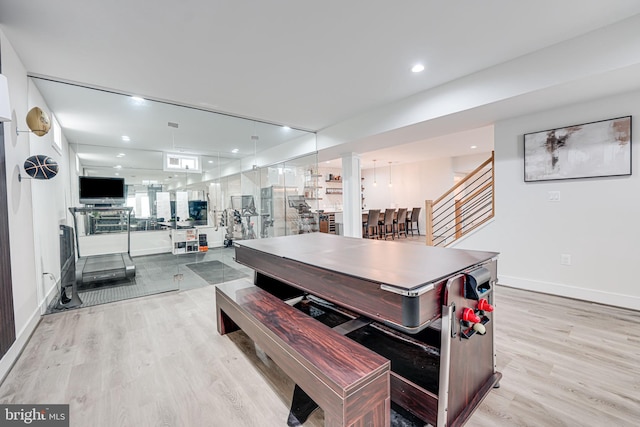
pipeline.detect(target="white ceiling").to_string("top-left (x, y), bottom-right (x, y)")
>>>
top-left (28, 77), bottom-right (315, 182)
top-left (327, 126), bottom-right (495, 169)
top-left (2, 1), bottom-right (640, 175)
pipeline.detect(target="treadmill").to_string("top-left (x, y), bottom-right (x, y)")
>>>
top-left (69, 206), bottom-right (136, 286)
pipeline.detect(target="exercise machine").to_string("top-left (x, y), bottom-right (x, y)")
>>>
top-left (69, 206), bottom-right (136, 286)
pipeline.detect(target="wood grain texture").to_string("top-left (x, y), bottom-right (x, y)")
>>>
top-left (450, 373), bottom-right (501, 427)
top-left (236, 246), bottom-right (407, 326)
top-left (217, 280), bottom-right (389, 394)
top-left (341, 373), bottom-right (390, 427)
top-left (242, 237), bottom-right (499, 425)
top-left (235, 233), bottom-right (497, 293)
top-left (389, 373), bottom-right (438, 425)
top-left (443, 274), bottom-right (497, 426)
top-left (1, 284), bottom-right (639, 426)
top-left (236, 245), bottom-right (441, 330)
top-left (216, 279), bottom-right (390, 426)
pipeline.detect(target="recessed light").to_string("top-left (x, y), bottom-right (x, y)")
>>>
top-left (208, 160), bottom-right (213, 164)
top-left (131, 96), bottom-right (144, 102)
top-left (411, 64), bottom-right (425, 73)
top-left (231, 148), bottom-right (239, 153)
top-left (114, 165), bottom-right (122, 169)
top-left (283, 126), bottom-right (291, 130)
top-left (115, 173), bottom-right (120, 176)
top-left (122, 135), bottom-right (130, 142)
top-left (116, 153), bottom-right (125, 158)
top-left (326, 161), bottom-right (331, 164)
top-left (470, 145), bottom-right (477, 149)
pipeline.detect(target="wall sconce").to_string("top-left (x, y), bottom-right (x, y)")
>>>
top-left (388, 162), bottom-right (393, 187)
top-left (0, 74), bottom-right (11, 122)
top-left (373, 159), bottom-right (377, 186)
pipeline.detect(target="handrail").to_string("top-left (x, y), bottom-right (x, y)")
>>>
top-left (457, 181), bottom-right (491, 207)
top-left (426, 151), bottom-right (494, 246)
top-left (433, 155), bottom-right (493, 205)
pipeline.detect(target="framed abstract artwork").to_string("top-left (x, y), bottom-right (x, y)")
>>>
top-left (524, 116), bottom-right (631, 182)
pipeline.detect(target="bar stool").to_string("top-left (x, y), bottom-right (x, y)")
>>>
top-left (365, 209), bottom-right (380, 238)
top-left (407, 207), bottom-right (421, 236)
top-left (362, 212), bottom-right (369, 237)
top-left (395, 208), bottom-right (407, 238)
top-left (379, 208), bottom-right (396, 240)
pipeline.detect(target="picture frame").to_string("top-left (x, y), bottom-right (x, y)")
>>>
top-left (524, 116), bottom-right (631, 182)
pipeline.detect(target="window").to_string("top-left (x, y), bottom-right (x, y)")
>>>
top-left (163, 153), bottom-right (201, 173)
top-left (52, 115), bottom-right (62, 154)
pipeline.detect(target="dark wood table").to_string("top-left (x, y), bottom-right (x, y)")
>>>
top-left (234, 233), bottom-right (501, 427)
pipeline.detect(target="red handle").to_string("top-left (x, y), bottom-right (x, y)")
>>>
top-left (461, 307), bottom-right (480, 323)
top-left (477, 299), bottom-right (494, 312)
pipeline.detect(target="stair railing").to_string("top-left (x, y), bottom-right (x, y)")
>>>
top-left (426, 151), bottom-right (494, 246)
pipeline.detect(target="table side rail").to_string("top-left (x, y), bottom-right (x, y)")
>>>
top-left (235, 246), bottom-right (441, 329)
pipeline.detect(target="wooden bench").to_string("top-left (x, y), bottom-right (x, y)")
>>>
top-left (216, 279), bottom-right (391, 427)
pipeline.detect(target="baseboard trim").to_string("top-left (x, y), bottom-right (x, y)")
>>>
top-left (42, 276), bottom-right (59, 314)
top-left (499, 275), bottom-right (640, 311)
top-left (0, 304), bottom-right (42, 385)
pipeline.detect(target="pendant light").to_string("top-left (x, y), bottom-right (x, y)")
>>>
top-left (373, 160), bottom-right (377, 186)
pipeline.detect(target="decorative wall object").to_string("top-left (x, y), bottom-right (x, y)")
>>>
top-left (524, 116), bottom-right (632, 182)
top-left (23, 155), bottom-right (59, 180)
top-left (25, 106), bottom-right (51, 136)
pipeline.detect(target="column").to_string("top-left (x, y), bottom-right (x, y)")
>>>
top-left (341, 153), bottom-right (362, 238)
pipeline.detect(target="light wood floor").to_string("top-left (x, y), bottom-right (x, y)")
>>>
top-left (1, 283), bottom-right (639, 426)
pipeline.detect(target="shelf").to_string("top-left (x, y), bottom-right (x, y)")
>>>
top-left (172, 228), bottom-right (208, 255)
top-left (325, 179), bottom-right (342, 183)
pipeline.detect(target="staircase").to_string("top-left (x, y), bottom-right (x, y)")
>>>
top-left (425, 152), bottom-right (494, 246)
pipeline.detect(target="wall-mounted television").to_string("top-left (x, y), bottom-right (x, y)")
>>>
top-left (79, 176), bottom-right (126, 205)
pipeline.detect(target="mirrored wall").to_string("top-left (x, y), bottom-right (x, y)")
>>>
top-left (32, 77), bottom-right (318, 310)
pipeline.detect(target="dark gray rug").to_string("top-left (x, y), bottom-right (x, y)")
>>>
top-left (185, 260), bottom-right (249, 284)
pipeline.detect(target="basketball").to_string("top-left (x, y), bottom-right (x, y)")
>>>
top-left (25, 106), bottom-right (51, 136)
top-left (23, 155), bottom-right (59, 180)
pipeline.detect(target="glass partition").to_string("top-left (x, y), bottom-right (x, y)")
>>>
top-left (32, 76), bottom-right (317, 310)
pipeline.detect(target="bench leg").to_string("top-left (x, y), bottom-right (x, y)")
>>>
top-left (217, 307), bottom-right (240, 335)
top-left (287, 385), bottom-right (319, 426)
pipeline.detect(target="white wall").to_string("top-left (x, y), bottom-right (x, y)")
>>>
top-left (0, 30), bottom-right (42, 380)
top-left (452, 152), bottom-right (492, 174)
top-left (453, 89), bottom-right (640, 310)
top-left (317, 166), bottom-right (343, 211)
top-left (361, 154), bottom-right (492, 233)
top-left (1, 29), bottom-right (80, 381)
top-left (27, 79), bottom-right (73, 312)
